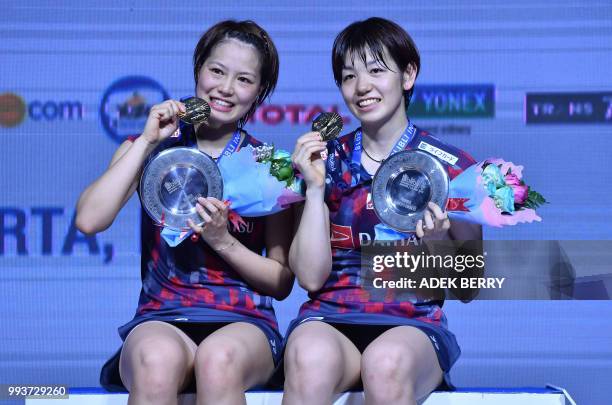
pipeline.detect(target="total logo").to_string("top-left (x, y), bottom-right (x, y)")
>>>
top-left (0, 92), bottom-right (84, 128)
top-left (248, 104), bottom-right (351, 126)
top-left (99, 76), bottom-right (170, 144)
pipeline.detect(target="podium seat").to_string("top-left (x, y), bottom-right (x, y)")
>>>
top-left (26, 387), bottom-right (568, 405)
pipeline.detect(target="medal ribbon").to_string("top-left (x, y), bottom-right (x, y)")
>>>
top-left (217, 129), bottom-right (242, 162)
top-left (349, 122), bottom-right (416, 186)
top-left (183, 127), bottom-right (242, 163)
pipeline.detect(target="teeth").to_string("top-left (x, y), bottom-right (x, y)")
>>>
top-left (357, 98), bottom-right (380, 107)
top-left (212, 98), bottom-right (233, 107)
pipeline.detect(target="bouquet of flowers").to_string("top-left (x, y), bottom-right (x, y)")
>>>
top-left (218, 144), bottom-right (305, 218)
top-left (447, 158), bottom-right (546, 226)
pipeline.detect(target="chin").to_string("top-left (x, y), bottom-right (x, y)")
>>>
top-left (209, 112), bottom-right (237, 125)
top-left (356, 112), bottom-right (388, 127)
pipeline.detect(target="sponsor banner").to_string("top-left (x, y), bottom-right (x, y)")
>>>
top-left (248, 104), bottom-right (351, 126)
top-left (99, 76), bottom-right (170, 144)
top-left (0, 92), bottom-right (84, 128)
top-left (525, 91), bottom-right (612, 124)
top-left (0, 206), bottom-right (114, 263)
top-left (408, 84), bottom-right (495, 118)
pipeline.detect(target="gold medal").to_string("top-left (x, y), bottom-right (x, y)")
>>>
top-left (312, 112), bottom-right (343, 141)
top-left (178, 97), bottom-right (211, 125)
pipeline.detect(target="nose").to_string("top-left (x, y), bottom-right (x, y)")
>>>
top-left (355, 74), bottom-right (371, 95)
top-left (218, 77), bottom-right (234, 96)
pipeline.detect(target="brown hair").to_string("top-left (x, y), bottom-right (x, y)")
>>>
top-left (193, 20), bottom-right (279, 127)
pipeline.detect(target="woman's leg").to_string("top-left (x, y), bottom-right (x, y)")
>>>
top-left (282, 321), bottom-right (361, 405)
top-left (193, 322), bottom-right (275, 405)
top-left (361, 326), bottom-right (443, 405)
top-left (119, 321), bottom-right (197, 405)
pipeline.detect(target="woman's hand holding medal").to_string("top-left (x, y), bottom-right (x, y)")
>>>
top-left (292, 112), bottom-right (343, 194)
top-left (142, 100), bottom-right (187, 145)
top-left (292, 132), bottom-right (327, 191)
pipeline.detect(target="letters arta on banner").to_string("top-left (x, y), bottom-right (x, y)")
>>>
top-left (0, 206), bottom-right (113, 263)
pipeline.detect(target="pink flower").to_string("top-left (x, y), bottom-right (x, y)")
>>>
top-left (504, 173), bottom-right (528, 204)
top-left (504, 173), bottom-right (521, 186)
top-left (512, 184), bottom-right (529, 204)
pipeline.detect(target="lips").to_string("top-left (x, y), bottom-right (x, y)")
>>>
top-left (356, 97), bottom-right (381, 109)
top-left (209, 97), bottom-right (235, 112)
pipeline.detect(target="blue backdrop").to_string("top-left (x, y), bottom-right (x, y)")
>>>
top-left (1, 1), bottom-right (611, 404)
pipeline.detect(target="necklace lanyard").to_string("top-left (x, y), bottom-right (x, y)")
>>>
top-left (216, 129), bottom-right (242, 163)
top-left (347, 122), bottom-right (416, 186)
top-left (184, 126), bottom-right (242, 164)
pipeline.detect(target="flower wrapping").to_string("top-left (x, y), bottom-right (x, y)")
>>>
top-left (217, 146), bottom-right (305, 217)
top-left (447, 158), bottom-right (546, 227)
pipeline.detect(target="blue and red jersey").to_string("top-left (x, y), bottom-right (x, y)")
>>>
top-left (299, 127), bottom-right (476, 327)
top-left (122, 131), bottom-right (280, 336)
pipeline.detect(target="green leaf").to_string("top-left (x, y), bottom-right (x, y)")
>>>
top-left (523, 189), bottom-right (548, 209)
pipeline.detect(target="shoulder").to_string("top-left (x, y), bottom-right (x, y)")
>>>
top-left (412, 127), bottom-right (476, 171)
top-left (241, 131), bottom-right (265, 149)
top-left (148, 136), bottom-right (182, 160)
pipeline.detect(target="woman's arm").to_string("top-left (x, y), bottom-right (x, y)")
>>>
top-left (287, 132), bottom-right (332, 292)
top-left (418, 202), bottom-right (484, 302)
top-left (76, 100), bottom-right (185, 235)
top-left (289, 190), bottom-right (332, 292)
top-left (75, 136), bottom-right (155, 234)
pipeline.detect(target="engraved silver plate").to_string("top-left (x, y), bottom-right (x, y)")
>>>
top-left (372, 150), bottom-right (449, 232)
top-left (140, 147), bottom-right (223, 231)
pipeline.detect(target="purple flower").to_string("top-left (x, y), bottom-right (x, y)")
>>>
top-left (504, 173), bottom-right (521, 186)
top-left (512, 184), bottom-right (529, 205)
top-left (505, 173), bottom-right (529, 204)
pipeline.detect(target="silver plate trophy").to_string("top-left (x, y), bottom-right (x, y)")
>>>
top-left (372, 150), bottom-right (449, 233)
top-left (140, 147), bottom-right (223, 231)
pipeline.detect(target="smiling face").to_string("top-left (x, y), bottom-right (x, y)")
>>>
top-left (340, 47), bottom-right (416, 130)
top-left (196, 38), bottom-right (262, 128)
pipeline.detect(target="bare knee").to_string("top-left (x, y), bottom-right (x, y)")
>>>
top-left (284, 334), bottom-right (344, 394)
top-left (194, 342), bottom-right (244, 391)
top-left (362, 343), bottom-right (417, 402)
top-left (126, 339), bottom-right (190, 399)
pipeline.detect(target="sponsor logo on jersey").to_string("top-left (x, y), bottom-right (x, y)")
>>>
top-left (330, 223), bottom-right (355, 249)
top-left (417, 141), bottom-right (458, 165)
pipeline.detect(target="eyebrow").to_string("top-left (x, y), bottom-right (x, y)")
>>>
top-left (207, 60), bottom-right (256, 76)
top-left (342, 60), bottom-right (384, 70)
